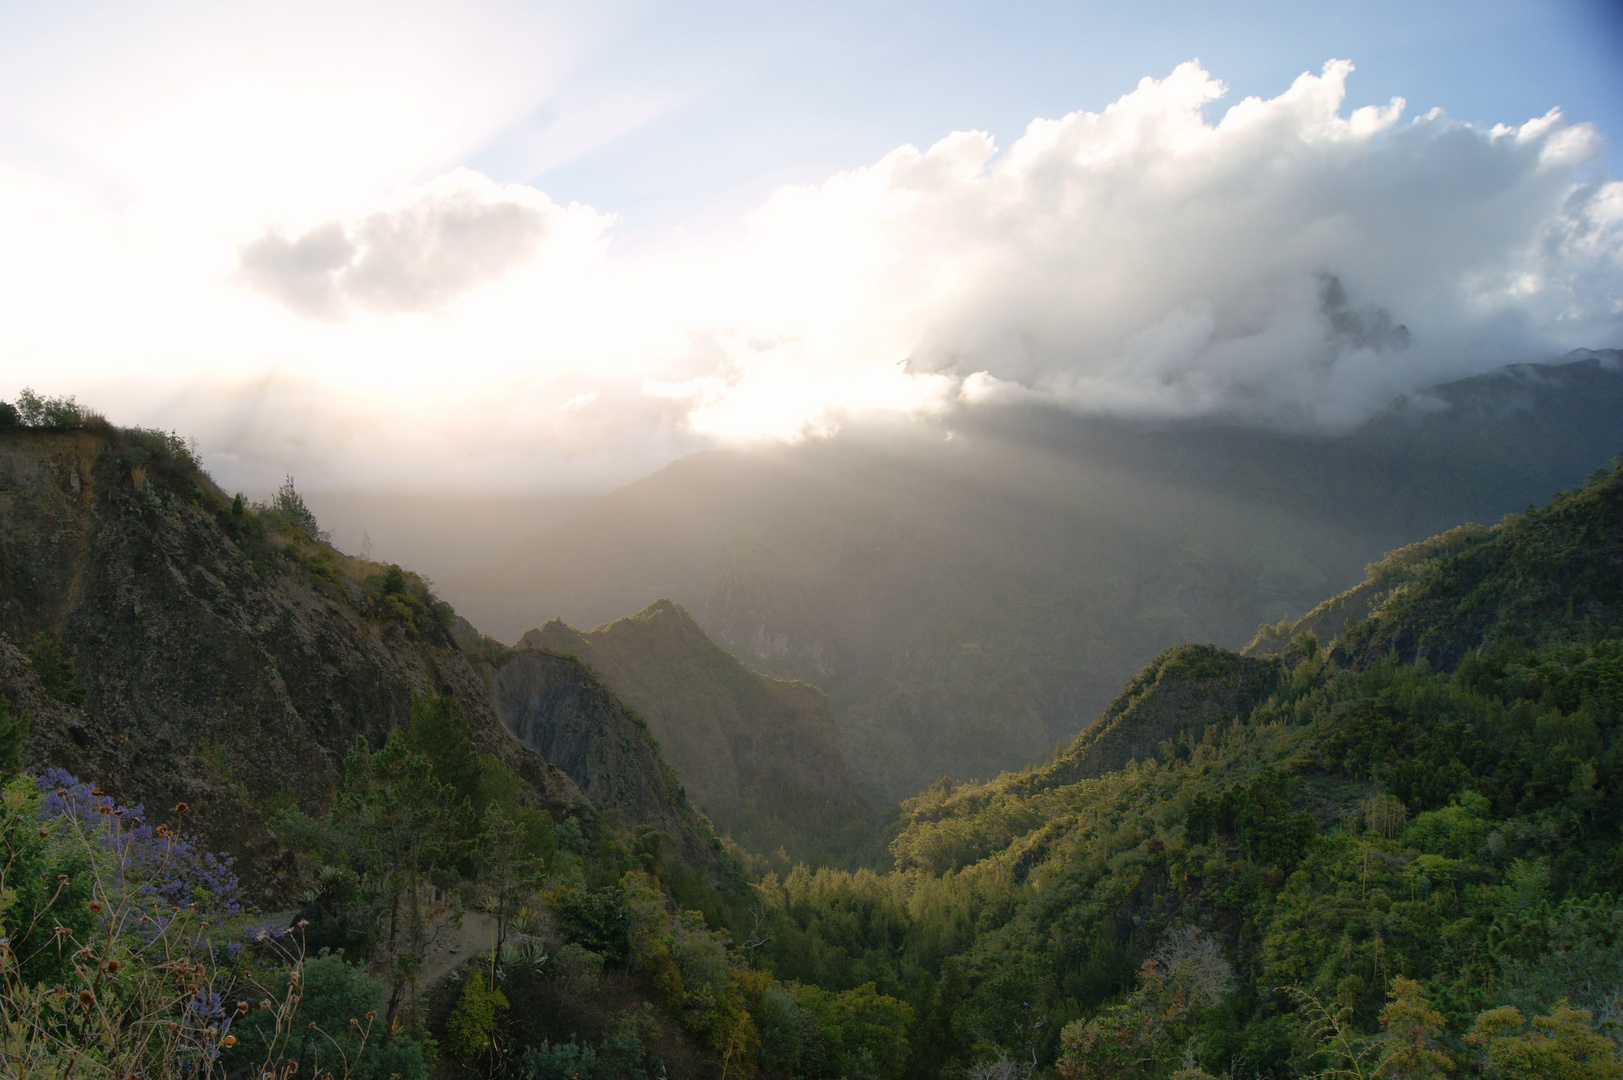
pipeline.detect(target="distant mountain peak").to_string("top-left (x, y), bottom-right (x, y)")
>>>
top-left (514, 604), bottom-right (873, 861)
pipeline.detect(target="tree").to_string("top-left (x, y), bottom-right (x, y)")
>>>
top-left (1058, 930), bottom-right (1234, 1080)
top-left (476, 804), bottom-right (547, 956)
top-left (1294, 977), bottom-right (1455, 1080)
top-left (1375, 977), bottom-right (1453, 1080)
top-left (402, 695), bottom-right (482, 812)
top-left (328, 734), bottom-right (463, 1028)
top-left (1467, 1003), bottom-right (1621, 1080)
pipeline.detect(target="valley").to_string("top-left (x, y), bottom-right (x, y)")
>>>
top-left (444, 352), bottom-right (1623, 802)
top-left (1, 375), bottom-right (1620, 1079)
top-left (6, 9), bottom-right (1620, 1076)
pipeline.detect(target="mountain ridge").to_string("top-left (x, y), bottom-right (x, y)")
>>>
top-left (0, 422), bottom-right (726, 902)
top-left (443, 352), bottom-right (1623, 801)
top-left (518, 599), bottom-right (873, 862)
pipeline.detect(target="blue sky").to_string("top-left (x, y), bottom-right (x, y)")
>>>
top-left (0, 1), bottom-right (1619, 493)
top-left (479, 0), bottom-right (1623, 250)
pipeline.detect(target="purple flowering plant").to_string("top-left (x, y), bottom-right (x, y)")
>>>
top-left (36, 768), bottom-right (242, 925)
top-left (0, 769), bottom-right (366, 1079)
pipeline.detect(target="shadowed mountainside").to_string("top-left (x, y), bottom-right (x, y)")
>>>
top-left (519, 601), bottom-right (874, 861)
top-left (444, 353), bottom-right (1623, 802)
top-left (0, 424), bottom-right (722, 902)
top-left (489, 644), bottom-right (724, 870)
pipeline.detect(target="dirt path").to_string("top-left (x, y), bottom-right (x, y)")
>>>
top-left (254, 907), bottom-right (500, 990)
top-left (417, 910), bottom-right (499, 988)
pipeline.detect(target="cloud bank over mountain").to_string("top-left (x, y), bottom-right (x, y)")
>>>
top-left (681, 60), bottom-right (1621, 434)
top-left (4, 57), bottom-right (1619, 490)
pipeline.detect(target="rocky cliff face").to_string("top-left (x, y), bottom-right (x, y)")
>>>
top-left (488, 647), bottom-right (721, 870)
top-left (0, 427), bottom-right (584, 907)
top-left (520, 601), bottom-right (872, 860)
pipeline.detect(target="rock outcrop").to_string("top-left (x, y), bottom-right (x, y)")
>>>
top-left (489, 646), bottom-right (721, 870)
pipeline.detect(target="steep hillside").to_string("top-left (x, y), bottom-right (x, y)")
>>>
top-left (489, 645), bottom-right (723, 870)
top-left (0, 409), bottom-right (898, 1080)
top-left (1242, 524), bottom-right (1489, 659)
top-left (1247, 459), bottom-right (1623, 670)
top-left (1035, 645), bottom-right (1283, 791)
top-left (735, 460), bottom-right (1623, 1078)
top-left (520, 601), bottom-right (873, 861)
top-left (1339, 467), bottom-right (1623, 668)
top-left (443, 353), bottom-right (1623, 801)
top-left (0, 423), bottom-right (720, 903)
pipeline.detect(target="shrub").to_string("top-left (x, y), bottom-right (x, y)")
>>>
top-left (0, 770), bottom-right (314, 1079)
top-left (520, 1038), bottom-right (598, 1079)
top-left (444, 968), bottom-right (508, 1062)
top-left (11, 388), bottom-right (103, 429)
top-left (551, 886), bottom-right (632, 961)
top-left (262, 475), bottom-right (328, 542)
top-left (226, 954), bottom-right (426, 1080)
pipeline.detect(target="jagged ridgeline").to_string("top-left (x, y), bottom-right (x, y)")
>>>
top-left (0, 401), bottom-right (736, 901)
top-left (5, 388), bottom-right (1621, 1079)
top-left (0, 396), bottom-right (929, 1080)
top-left (443, 353), bottom-right (1623, 805)
top-left (516, 600), bottom-right (875, 864)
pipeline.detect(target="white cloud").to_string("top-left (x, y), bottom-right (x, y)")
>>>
top-left (690, 60), bottom-right (1622, 433)
top-left (237, 170), bottom-right (601, 319)
top-left (2, 57), bottom-right (1619, 494)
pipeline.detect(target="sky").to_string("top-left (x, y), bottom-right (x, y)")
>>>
top-left (2, 0), bottom-right (1620, 495)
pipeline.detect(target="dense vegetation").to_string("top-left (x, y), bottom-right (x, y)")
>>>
top-left (705, 460), bottom-right (1623, 1078)
top-left (0, 691), bottom-right (917, 1078)
top-left (4, 386), bottom-right (1619, 1077)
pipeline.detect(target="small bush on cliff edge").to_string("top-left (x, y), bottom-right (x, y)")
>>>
top-left (4, 388), bottom-right (106, 430)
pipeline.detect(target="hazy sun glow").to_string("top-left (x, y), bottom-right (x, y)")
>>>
top-left (1, 6), bottom-right (1619, 493)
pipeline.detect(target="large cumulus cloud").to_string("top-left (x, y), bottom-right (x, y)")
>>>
top-left (689, 60), bottom-right (1622, 434)
top-left (62, 59), bottom-right (1621, 494)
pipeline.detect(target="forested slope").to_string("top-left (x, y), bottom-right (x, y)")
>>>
top-left (725, 461), bottom-right (1623, 1078)
top-left (0, 400), bottom-right (923, 1080)
top-left (6, 394), bottom-right (1620, 1080)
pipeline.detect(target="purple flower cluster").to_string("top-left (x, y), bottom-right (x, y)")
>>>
top-left (35, 768), bottom-right (242, 922)
top-left (181, 987), bottom-right (234, 1066)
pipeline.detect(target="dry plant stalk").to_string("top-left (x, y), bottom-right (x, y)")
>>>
top-left (0, 774), bottom-right (371, 1079)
